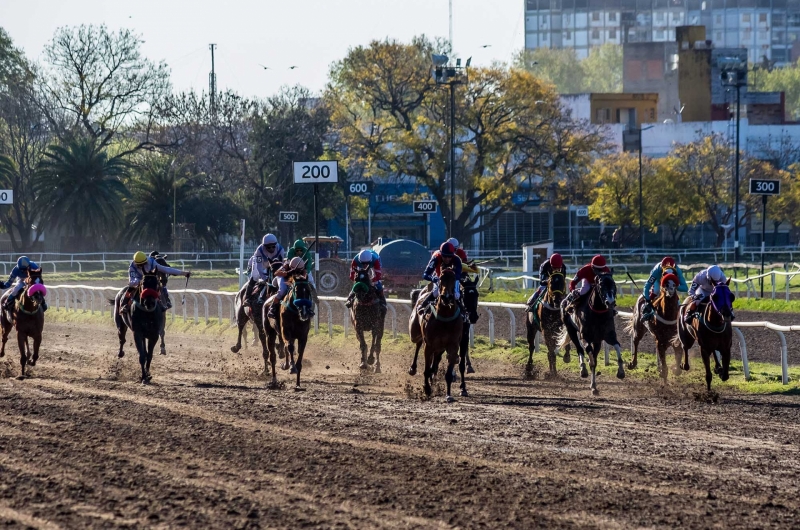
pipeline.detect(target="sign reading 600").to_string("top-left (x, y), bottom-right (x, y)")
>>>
top-left (293, 161), bottom-right (339, 184)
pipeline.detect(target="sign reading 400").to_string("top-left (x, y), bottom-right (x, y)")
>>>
top-left (293, 161), bottom-right (339, 184)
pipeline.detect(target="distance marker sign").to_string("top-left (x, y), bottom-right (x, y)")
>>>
top-left (413, 200), bottom-right (438, 213)
top-left (345, 181), bottom-right (373, 196)
top-left (279, 211), bottom-right (299, 223)
top-left (749, 179), bottom-right (780, 195)
top-left (292, 161), bottom-right (339, 184)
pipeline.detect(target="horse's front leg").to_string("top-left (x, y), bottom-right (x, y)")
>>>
top-left (146, 335), bottom-right (157, 381)
top-left (587, 343), bottom-right (599, 395)
top-left (444, 345), bottom-right (459, 403)
top-left (372, 324), bottom-right (383, 374)
top-left (628, 321), bottom-right (643, 370)
top-left (159, 324), bottom-right (166, 356)
top-left (613, 342), bottom-right (625, 380)
top-left (116, 319), bottom-right (127, 359)
top-left (16, 331), bottom-right (27, 379)
top-left (525, 318), bottom-right (537, 377)
top-left (231, 312), bottom-right (246, 353)
top-left (422, 343), bottom-right (435, 397)
top-left (30, 331), bottom-right (41, 367)
top-left (357, 328), bottom-right (369, 369)
top-left (700, 347), bottom-right (713, 392)
top-left (408, 341), bottom-right (422, 376)
top-left (294, 334), bottom-right (308, 391)
top-left (288, 340), bottom-right (298, 374)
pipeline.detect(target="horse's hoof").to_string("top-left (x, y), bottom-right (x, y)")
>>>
top-left (367, 355), bottom-right (375, 366)
top-left (460, 389), bottom-right (468, 397)
top-left (118, 351), bottom-right (124, 359)
top-left (445, 395), bottom-right (455, 403)
top-left (617, 369), bottom-right (625, 380)
top-left (160, 351), bottom-right (166, 356)
top-left (281, 362), bottom-right (290, 371)
top-left (408, 367), bottom-right (417, 376)
top-left (713, 366), bottom-right (721, 375)
top-left (15, 375), bottom-right (24, 381)
top-left (231, 346), bottom-right (241, 354)
top-left (580, 365), bottom-right (589, 378)
top-left (424, 384), bottom-right (432, 397)
top-left (359, 362), bottom-right (367, 370)
top-left (0, 351), bottom-right (4, 358)
top-left (374, 365), bottom-right (381, 374)
top-left (672, 367), bottom-right (683, 376)
top-left (682, 363), bottom-right (690, 371)
top-left (627, 361), bottom-right (637, 370)
top-left (28, 358), bottom-right (36, 367)
top-left (563, 353), bottom-right (571, 364)
top-left (290, 365), bottom-right (298, 375)
top-left (294, 385), bottom-right (305, 392)
top-left (267, 380), bottom-right (280, 390)
top-left (466, 365), bottom-right (475, 374)
top-left (591, 388), bottom-right (599, 396)
top-left (141, 379), bottom-right (148, 385)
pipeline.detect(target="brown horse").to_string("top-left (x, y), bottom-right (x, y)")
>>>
top-left (526, 272), bottom-right (570, 378)
top-left (350, 269), bottom-right (386, 374)
top-left (677, 280), bottom-right (735, 392)
top-left (626, 273), bottom-right (683, 383)
top-left (410, 269), bottom-right (464, 402)
top-left (231, 279), bottom-right (285, 386)
top-left (269, 274), bottom-right (313, 391)
top-left (0, 268), bottom-right (45, 379)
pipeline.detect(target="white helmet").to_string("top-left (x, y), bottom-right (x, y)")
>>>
top-left (288, 257), bottom-right (305, 271)
top-left (262, 233), bottom-right (278, 246)
top-left (708, 265), bottom-right (724, 283)
top-left (358, 249), bottom-right (373, 264)
top-left (447, 237), bottom-right (459, 248)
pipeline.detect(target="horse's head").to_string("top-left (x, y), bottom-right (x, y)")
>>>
top-left (291, 280), bottom-right (314, 321)
top-left (26, 267), bottom-right (43, 285)
top-left (660, 273), bottom-right (678, 298)
top-left (594, 273), bottom-right (617, 309)
top-left (709, 280), bottom-right (735, 322)
top-left (461, 276), bottom-right (479, 314)
top-left (547, 272), bottom-right (567, 304)
top-left (439, 269), bottom-right (457, 304)
top-left (352, 269), bottom-right (374, 302)
top-left (25, 283), bottom-right (46, 308)
top-left (139, 286), bottom-right (160, 311)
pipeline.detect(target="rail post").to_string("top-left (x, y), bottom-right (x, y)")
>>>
top-left (732, 327), bottom-right (750, 381)
top-left (341, 302), bottom-right (349, 337)
top-left (486, 308), bottom-right (495, 347)
top-left (503, 306), bottom-right (516, 348)
top-left (386, 303), bottom-right (397, 339)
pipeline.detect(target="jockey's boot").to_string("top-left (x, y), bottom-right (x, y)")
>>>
top-left (345, 291), bottom-right (356, 308)
top-left (267, 298), bottom-right (280, 320)
top-left (377, 290), bottom-right (387, 310)
top-left (562, 290), bottom-right (580, 314)
top-left (525, 286), bottom-right (544, 312)
top-left (3, 293), bottom-right (17, 312)
top-left (683, 301), bottom-right (697, 324)
top-left (417, 292), bottom-right (434, 316)
top-left (640, 301), bottom-right (655, 323)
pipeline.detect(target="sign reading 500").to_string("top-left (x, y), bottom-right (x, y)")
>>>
top-left (293, 161), bottom-right (339, 184)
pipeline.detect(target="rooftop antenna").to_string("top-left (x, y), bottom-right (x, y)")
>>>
top-left (209, 44), bottom-right (217, 119)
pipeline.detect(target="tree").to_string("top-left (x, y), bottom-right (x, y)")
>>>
top-left (582, 43), bottom-right (623, 93)
top-left (513, 47), bottom-right (585, 94)
top-left (643, 156), bottom-right (704, 246)
top-left (40, 24), bottom-right (170, 152)
top-left (587, 153), bottom-right (646, 240)
top-left (328, 37), bottom-right (605, 243)
top-left (754, 60), bottom-right (800, 121)
top-left (670, 134), bottom-right (760, 246)
top-left (34, 137), bottom-right (129, 248)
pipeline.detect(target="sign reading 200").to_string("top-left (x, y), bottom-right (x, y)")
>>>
top-left (293, 161), bottom-right (339, 184)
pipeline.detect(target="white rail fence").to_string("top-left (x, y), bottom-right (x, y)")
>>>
top-left (46, 285), bottom-right (796, 385)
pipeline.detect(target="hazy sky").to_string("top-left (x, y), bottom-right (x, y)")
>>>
top-left (1, 0), bottom-right (523, 98)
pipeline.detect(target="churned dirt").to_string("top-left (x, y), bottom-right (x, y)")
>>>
top-left (0, 317), bottom-right (799, 529)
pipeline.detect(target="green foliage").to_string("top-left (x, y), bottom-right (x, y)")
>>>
top-left (513, 43), bottom-right (623, 94)
top-left (587, 152), bottom-right (643, 230)
top-left (753, 60), bottom-right (800, 121)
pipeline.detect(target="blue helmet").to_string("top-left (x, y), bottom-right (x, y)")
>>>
top-left (17, 256), bottom-right (30, 269)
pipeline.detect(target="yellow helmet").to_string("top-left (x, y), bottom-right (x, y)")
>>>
top-left (133, 251), bottom-right (148, 265)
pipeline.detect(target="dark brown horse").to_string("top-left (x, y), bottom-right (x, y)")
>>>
top-left (409, 269), bottom-right (464, 402)
top-left (232, 279), bottom-right (285, 386)
top-left (349, 269), bottom-right (386, 373)
top-left (0, 268), bottom-right (45, 379)
top-left (677, 280), bottom-right (735, 392)
top-left (627, 273), bottom-right (683, 383)
top-left (526, 272), bottom-right (570, 378)
top-left (269, 274), bottom-right (313, 390)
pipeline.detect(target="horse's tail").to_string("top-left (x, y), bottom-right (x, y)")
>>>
top-left (622, 311), bottom-right (635, 336)
top-left (557, 322), bottom-right (571, 350)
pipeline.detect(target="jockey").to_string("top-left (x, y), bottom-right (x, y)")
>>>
top-left (2, 256), bottom-right (47, 312)
top-left (121, 251), bottom-right (191, 315)
top-left (684, 265), bottom-right (729, 324)
top-left (447, 237), bottom-right (478, 275)
top-left (525, 252), bottom-right (566, 312)
top-left (562, 254), bottom-right (610, 313)
top-left (244, 233), bottom-right (286, 308)
top-left (266, 256), bottom-right (312, 319)
top-left (287, 239), bottom-right (316, 288)
top-left (149, 251), bottom-right (175, 308)
top-left (417, 242), bottom-right (463, 315)
top-left (641, 256), bottom-right (688, 322)
top-left (345, 248), bottom-right (386, 309)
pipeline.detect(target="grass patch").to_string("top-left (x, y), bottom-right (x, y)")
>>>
top-left (43, 268), bottom-right (239, 284)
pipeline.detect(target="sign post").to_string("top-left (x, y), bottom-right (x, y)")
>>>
top-left (278, 211), bottom-right (299, 223)
top-left (293, 161), bottom-right (339, 266)
top-left (749, 178), bottom-right (781, 296)
top-left (344, 181), bottom-right (373, 251)
top-left (413, 200), bottom-right (438, 249)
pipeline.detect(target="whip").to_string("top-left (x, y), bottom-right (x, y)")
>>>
top-left (181, 274), bottom-right (190, 305)
top-left (625, 272), bottom-right (641, 291)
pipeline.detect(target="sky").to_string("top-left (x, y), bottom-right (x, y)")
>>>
top-left (1, 0), bottom-right (524, 99)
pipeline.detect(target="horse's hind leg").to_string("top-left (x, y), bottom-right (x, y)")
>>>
top-left (700, 348), bottom-right (713, 391)
top-left (231, 316), bottom-right (246, 353)
top-left (628, 322), bottom-right (644, 370)
top-left (458, 332), bottom-right (468, 397)
top-left (357, 328), bottom-right (369, 369)
top-left (294, 334), bottom-right (308, 391)
top-left (30, 331), bottom-right (41, 367)
top-left (372, 325), bottom-right (383, 374)
top-left (159, 324), bottom-right (166, 356)
top-left (408, 341), bottom-right (422, 376)
top-left (587, 344), bottom-right (599, 395)
top-left (444, 348), bottom-right (459, 403)
top-left (525, 322), bottom-right (537, 376)
top-left (16, 332), bottom-right (27, 379)
top-left (116, 320), bottom-right (127, 359)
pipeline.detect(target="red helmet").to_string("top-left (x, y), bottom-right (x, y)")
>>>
top-left (661, 256), bottom-right (676, 268)
top-left (439, 242), bottom-right (456, 257)
top-left (591, 255), bottom-right (606, 268)
top-left (550, 253), bottom-right (563, 269)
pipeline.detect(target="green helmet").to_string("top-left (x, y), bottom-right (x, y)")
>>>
top-left (291, 239), bottom-right (308, 253)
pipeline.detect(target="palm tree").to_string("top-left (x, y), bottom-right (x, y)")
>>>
top-left (34, 137), bottom-right (130, 249)
top-left (124, 155), bottom-right (189, 250)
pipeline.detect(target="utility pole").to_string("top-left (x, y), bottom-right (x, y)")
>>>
top-left (209, 44), bottom-right (217, 118)
top-left (449, 81), bottom-right (456, 238)
top-left (449, 0), bottom-right (453, 52)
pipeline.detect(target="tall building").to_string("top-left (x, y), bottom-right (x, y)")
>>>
top-left (524, 0), bottom-right (800, 65)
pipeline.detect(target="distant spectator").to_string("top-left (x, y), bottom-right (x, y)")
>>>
top-left (612, 227), bottom-right (622, 249)
top-left (599, 231), bottom-right (609, 248)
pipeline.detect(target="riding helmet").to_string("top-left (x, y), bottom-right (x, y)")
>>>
top-left (16, 256), bottom-right (30, 269)
top-left (661, 256), bottom-right (676, 268)
top-left (133, 251), bottom-right (148, 265)
top-left (288, 257), bottom-right (305, 271)
top-left (262, 233), bottom-right (278, 246)
top-left (358, 249), bottom-right (374, 263)
top-left (708, 265), bottom-right (724, 283)
top-left (292, 239), bottom-right (308, 252)
top-left (447, 237), bottom-right (459, 249)
top-left (590, 255), bottom-right (606, 269)
top-left (440, 242), bottom-right (456, 257)
top-left (550, 253), bottom-right (564, 269)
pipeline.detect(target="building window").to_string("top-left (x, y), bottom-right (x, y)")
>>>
top-left (743, 14), bottom-right (751, 24)
top-left (656, 30), bottom-right (665, 39)
top-left (656, 12), bottom-right (665, 22)
top-left (672, 12), bottom-right (681, 22)
top-left (716, 31), bottom-right (723, 42)
top-left (542, 32), bottom-right (548, 41)
top-left (743, 29), bottom-right (752, 40)
top-left (596, 108), bottom-right (611, 123)
top-left (564, 30), bottom-right (572, 39)
top-left (609, 29), bottom-right (617, 39)
top-left (759, 13), bottom-right (767, 23)
top-left (715, 14), bottom-right (722, 25)
top-left (609, 12), bottom-right (617, 22)
top-left (592, 12), bottom-right (600, 21)
top-left (592, 29), bottom-right (600, 39)
top-left (759, 30), bottom-right (768, 40)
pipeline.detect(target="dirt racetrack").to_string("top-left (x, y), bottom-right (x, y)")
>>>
top-left (1, 320), bottom-right (799, 529)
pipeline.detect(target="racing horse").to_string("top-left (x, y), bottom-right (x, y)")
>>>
top-left (677, 279), bottom-right (734, 392)
top-left (0, 268), bottom-right (46, 379)
top-left (112, 282), bottom-right (167, 359)
top-left (459, 275), bottom-right (479, 376)
top-left (118, 274), bottom-right (164, 384)
top-left (559, 273), bottom-right (625, 395)
top-left (526, 271), bottom-right (571, 378)
top-left (409, 269), bottom-right (464, 402)
top-left (626, 273), bottom-right (683, 383)
top-left (270, 272), bottom-right (314, 390)
top-left (349, 269), bottom-right (386, 374)
top-left (232, 274), bottom-right (285, 385)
